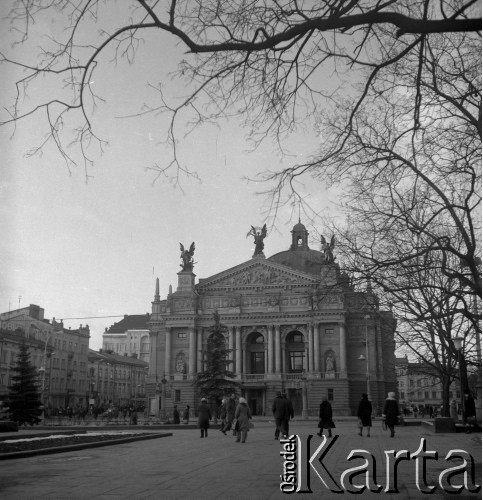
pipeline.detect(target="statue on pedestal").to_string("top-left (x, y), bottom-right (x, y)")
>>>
top-left (321, 234), bottom-right (336, 263)
top-left (247, 224), bottom-right (267, 257)
top-left (180, 242), bottom-right (195, 271)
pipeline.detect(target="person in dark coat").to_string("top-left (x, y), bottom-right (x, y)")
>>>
top-left (357, 393), bottom-right (373, 437)
top-left (172, 405), bottom-right (180, 424)
top-left (282, 393), bottom-right (295, 438)
top-left (221, 393), bottom-right (236, 434)
top-left (464, 390), bottom-right (477, 433)
top-left (182, 405), bottom-right (190, 424)
top-left (272, 391), bottom-right (288, 440)
top-left (197, 398), bottom-right (212, 438)
top-left (317, 397), bottom-right (335, 438)
top-left (382, 392), bottom-right (399, 438)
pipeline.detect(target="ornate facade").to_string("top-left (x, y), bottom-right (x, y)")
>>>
top-left (147, 223), bottom-right (397, 417)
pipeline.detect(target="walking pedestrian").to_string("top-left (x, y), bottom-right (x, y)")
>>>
top-left (282, 393), bottom-right (294, 437)
top-left (382, 392), bottom-right (400, 438)
top-left (172, 405), bottom-right (180, 424)
top-left (357, 393), bottom-right (372, 437)
top-left (221, 393), bottom-right (236, 434)
top-left (234, 397), bottom-right (252, 443)
top-left (464, 390), bottom-right (477, 433)
top-left (272, 391), bottom-right (287, 440)
top-left (450, 400), bottom-right (458, 422)
top-left (182, 405), bottom-right (190, 424)
top-left (219, 399), bottom-right (227, 434)
top-left (317, 397), bottom-right (335, 438)
top-left (197, 398), bottom-right (212, 438)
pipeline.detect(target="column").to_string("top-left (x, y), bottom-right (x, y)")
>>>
top-left (235, 326), bottom-right (242, 376)
top-left (339, 322), bottom-right (347, 377)
top-left (275, 325), bottom-right (281, 373)
top-left (197, 327), bottom-right (203, 372)
top-left (268, 325), bottom-right (274, 374)
top-left (148, 331), bottom-right (158, 377)
top-left (313, 323), bottom-right (320, 372)
top-left (228, 325), bottom-right (234, 369)
top-left (188, 327), bottom-right (196, 374)
top-left (165, 327), bottom-right (172, 374)
top-left (308, 324), bottom-right (314, 372)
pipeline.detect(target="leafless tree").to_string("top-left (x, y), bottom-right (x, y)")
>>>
top-left (0, 1), bottom-right (480, 183)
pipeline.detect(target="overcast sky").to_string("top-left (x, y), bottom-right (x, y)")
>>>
top-left (0, 4), bottom-right (335, 349)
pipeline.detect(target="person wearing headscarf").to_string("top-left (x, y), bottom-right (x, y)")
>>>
top-left (317, 397), bottom-right (335, 438)
top-left (197, 398), bottom-right (212, 438)
top-left (382, 392), bottom-right (399, 438)
top-left (234, 397), bottom-right (252, 443)
top-left (357, 393), bottom-right (373, 437)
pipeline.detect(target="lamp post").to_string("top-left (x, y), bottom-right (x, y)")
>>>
top-left (358, 315), bottom-right (371, 400)
top-left (453, 336), bottom-right (469, 423)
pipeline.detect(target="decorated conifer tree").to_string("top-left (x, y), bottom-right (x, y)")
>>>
top-left (8, 342), bottom-right (43, 426)
top-left (193, 311), bottom-right (240, 406)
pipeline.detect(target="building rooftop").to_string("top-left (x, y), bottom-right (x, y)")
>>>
top-left (105, 314), bottom-right (150, 334)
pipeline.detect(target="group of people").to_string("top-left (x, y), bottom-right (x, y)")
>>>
top-left (190, 388), bottom-right (478, 442)
top-left (196, 393), bottom-right (253, 443)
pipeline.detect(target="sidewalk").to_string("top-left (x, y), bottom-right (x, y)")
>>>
top-left (0, 420), bottom-right (480, 499)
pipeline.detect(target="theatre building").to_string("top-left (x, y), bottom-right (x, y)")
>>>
top-left (147, 222), bottom-right (396, 417)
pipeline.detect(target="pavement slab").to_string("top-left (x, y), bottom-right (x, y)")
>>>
top-left (0, 420), bottom-right (480, 499)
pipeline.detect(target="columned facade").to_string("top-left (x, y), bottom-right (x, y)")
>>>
top-left (147, 222), bottom-right (397, 418)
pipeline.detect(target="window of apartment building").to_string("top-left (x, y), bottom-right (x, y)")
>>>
top-left (175, 390), bottom-right (181, 402)
top-left (425, 391), bottom-right (429, 399)
top-left (68, 341), bottom-right (72, 350)
top-left (432, 391), bottom-right (437, 399)
top-left (327, 388), bottom-right (334, 401)
top-left (62, 341), bottom-right (66, 350)
top-left (410, 379), bottom-right (414, 387)
top-left (400, 391), bottom-right (405, 399)
top-left (89, 367), bottom-right (95, 377)
top-left (141, 336), bottom-right (150, 351)
top-left (61, 359), bottom-right (66, 369)
top-left (178, 332), bottom-right (187, 340)
top-left (325, 328), bottom-right (334, 335)
top-left (417, 379), bottom-right (421, 387)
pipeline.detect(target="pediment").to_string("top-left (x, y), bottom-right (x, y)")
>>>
top-left (196, 258), bottom-right (317, 290)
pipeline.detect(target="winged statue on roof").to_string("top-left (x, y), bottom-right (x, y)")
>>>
top-left (180, 242), bottom-right (195, 270)
top-left (321, 234), bottom-right (336, 263)
top-left (247, 224), bottom-right (267, 257)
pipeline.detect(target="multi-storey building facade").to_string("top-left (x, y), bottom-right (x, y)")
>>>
top-left (396, 356), bottom-right (460, 410)
top-left (87, 349), bottom-right (148, 407)
top-left (102, 314), bottom-right (151, 363)
top-left (147, 222), bottom-right (397, 417)
top-left (0, 305), bottom-right (90, 410)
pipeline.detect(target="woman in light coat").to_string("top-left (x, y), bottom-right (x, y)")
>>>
top-left (234, 397), bottom-right (252, 443)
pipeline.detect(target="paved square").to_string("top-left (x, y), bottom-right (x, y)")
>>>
top-left (0, 420), bottom-right (480, 499)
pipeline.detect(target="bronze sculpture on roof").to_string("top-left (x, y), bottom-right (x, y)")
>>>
top-left (247, 224), bottom-right (267, 257)
top-left (321, 234), bottom-right (336, 263)
top-left (180, 242), bottom-right (195, 270)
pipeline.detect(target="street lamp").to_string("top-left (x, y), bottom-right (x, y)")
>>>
top-left (453, 336), bottom-right (469, 423)
top-left (358, 315), bottom-right (371, 400)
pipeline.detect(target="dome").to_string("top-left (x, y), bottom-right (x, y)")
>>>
top-left (268, 248), bottom-right (323, 275)
top-left (292, 221), bottom-right (307, 232)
